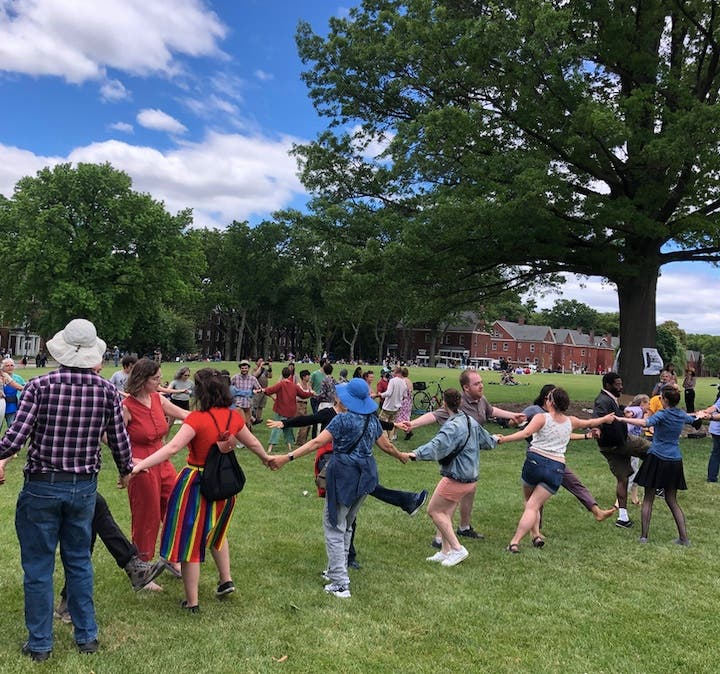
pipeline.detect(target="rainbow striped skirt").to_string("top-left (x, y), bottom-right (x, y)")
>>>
top-left (160, 466), bottom-right (236, 563)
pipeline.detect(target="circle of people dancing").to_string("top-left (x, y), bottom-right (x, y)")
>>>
top-left (0, 324), bottom-right (714, 660)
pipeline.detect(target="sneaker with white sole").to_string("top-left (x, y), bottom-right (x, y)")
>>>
top-left (323, 583), bottom-right (351, 598)
top-left (426, 551), bottom-right (448, 563)
top-left (441, 546), bottom-right (469, 567)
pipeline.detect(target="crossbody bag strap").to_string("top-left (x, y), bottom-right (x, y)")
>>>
top-left (340, 414), bottom-right (372, 454)
top-left (439, 413), bottom-right (472, 466)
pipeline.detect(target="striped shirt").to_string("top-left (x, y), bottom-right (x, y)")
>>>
top-left (0, 367), bottom-right (133, 476)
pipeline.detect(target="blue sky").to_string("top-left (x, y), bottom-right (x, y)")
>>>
top-left (1, 0), bottom-right (719, 334)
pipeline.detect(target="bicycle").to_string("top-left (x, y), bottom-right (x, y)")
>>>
top-left (412, 377), bottom-right (446, 413)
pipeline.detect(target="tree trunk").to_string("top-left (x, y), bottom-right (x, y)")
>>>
top-left (617, 272), bottom-right (659, 396)
top-left (342, 323), bottom-right (360, 362)
top-left (374, 319), bottom-right (388, 364)
top-left (234, 309), bottom-right (247, 361)
top-left (428, 325), bottom-right (439, 367)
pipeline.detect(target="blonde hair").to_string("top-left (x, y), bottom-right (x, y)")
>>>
top-left (630, 394), bottom-right (650, 406)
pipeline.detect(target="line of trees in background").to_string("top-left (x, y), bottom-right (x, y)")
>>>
top-left (1, 163), bottom-right (718, 374)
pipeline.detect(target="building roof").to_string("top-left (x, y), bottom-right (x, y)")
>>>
top-left (494, 320), bottom-right (554, 342)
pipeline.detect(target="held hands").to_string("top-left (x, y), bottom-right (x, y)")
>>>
top-left (397, 421), bottom-right (412, 432)
top-left (266, 419), bottom-right (284, 429)
top-left (509, 413), bottom-right (526, 426)
top-left (600, 412), bottom-right (615, 424)
top-left (267, 454), bottom-right (290, 471)
top-left (117, 473), bottom-right (131, 489)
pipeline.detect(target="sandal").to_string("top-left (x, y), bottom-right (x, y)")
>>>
top-left (180, 600), bottom-right (200, 614)
top-left (505, 543), bottom-right (521, 554)
top-left (532, 536), bottom-right (545, 548)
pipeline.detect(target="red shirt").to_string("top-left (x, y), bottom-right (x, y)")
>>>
top-left (123, 392), bottom-right (169, 459)
top-left (264, 378), bottom-right (313, 417)
top-left (184, 407), bottom-right (245, 466)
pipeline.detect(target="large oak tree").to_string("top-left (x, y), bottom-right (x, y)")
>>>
top-left (0, 162), bottom-right (200, 347)
top-left (295, 0), bottom-right (720, 392)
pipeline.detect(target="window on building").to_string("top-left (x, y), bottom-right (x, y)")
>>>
top-left (529, 344), bottom-right (535, 352)
top-left (459, 335), bottom-right (464, 345)
top-left (503, 343), bottom-right (509, 352)
top-left (492, 343), bottom-right (497, 351)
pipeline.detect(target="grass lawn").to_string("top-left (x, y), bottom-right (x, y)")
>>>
top-left (0, 364), bottom-right (719, 672)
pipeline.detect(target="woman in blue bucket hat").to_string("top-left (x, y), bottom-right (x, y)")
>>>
top-left (269, 378), bottom-right (407, 598)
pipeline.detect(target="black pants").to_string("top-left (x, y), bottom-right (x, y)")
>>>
top-left (61, 492), bottom-right (136, 599)
top-left (684, 389), bottom-right (696, 413)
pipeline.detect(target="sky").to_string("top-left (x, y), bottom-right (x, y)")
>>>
top-left (1, 0), bottom-right (719, 335)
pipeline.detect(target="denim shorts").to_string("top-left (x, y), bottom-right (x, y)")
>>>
top-left (521, 451), bottom-right (565, 494)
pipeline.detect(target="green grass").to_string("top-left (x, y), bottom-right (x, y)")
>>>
top-left (1, 365), bottom-right (719, 672)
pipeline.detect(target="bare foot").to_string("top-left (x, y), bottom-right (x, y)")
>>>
top-left (594, 506), bottom-right (617, 522)
top-left (141, 581), bottom-right (163, 592)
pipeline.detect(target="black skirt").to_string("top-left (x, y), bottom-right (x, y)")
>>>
top-left (635, 453), bottom-right (687, 490)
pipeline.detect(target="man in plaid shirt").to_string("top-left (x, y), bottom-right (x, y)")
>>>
top-left (0, 319), bottom-right (133, 662)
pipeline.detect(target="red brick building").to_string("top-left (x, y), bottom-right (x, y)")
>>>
top-left (397, 318), bottom-right (617, 372)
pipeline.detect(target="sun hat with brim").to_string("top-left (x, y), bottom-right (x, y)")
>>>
top-left (239, 360), bottom-right (250, 367)
top-left (46, 319), bottom-right (106, 369)
top-left (336, 379), bottom-right (378, 415)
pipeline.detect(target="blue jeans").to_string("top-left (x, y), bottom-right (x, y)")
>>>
top-left (15, 476), bottom-right (98, 652)
top-left (708, 434), bottom-right (720, 482)
top-left (521, 452), bottom-right (564, 494)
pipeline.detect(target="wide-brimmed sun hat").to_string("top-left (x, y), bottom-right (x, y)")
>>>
top-left (336, 379), bottom-right (378, 414)
top-left (46, 319), bottom-right (106, 369)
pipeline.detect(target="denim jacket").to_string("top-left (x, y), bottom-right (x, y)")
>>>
top-left (413, 411), bottom-right (496, 483)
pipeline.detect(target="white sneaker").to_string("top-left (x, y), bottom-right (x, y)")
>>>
top-left (323, 583), bottom-right (351, 598)
top-left (441, 546), bottom-right (469, 567)
top-left (426, 551), bottom-right (448, 563)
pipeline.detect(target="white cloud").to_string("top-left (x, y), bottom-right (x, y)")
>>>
top-left (0, 144), bottom-right (62, 198)
top-left (254, 69), bottom-right (274, 81)
top-left (182, 95), bottom-right (239, 119)
top-left (0, 132), bottom-right (306, 226)
top-left (528, 265), bottom-right (720, 335)
top-left (100, 78), bottom-right (130, 102)
top-left (349, 124), bottom-right (394, 160)
top-left (0, 0), bottom-right (226, 83)
top-left (108, 122), bottom-right (134, 133)
top-left (137, 108), bottom-right (188, 135)
top-left (67, 132), bottom-right (306, 225)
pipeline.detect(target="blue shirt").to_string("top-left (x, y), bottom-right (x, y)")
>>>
top-left (709, 397), bottom-right (720, 436)
top-left (646, 407), bottom-right (695, 461)
top-left (413, 411), bottom-right (496, 483)
top-left (324, 411), bottom-right (383, 525)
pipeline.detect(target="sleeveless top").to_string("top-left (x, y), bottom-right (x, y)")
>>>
top-left (530, 413), bottom-right (572, 457)
top-left (123, 392), bottom-right (169, 457)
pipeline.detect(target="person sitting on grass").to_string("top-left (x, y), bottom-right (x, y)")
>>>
top-left (401, 388), bottom-right (497, 568)
top-left (495, 387), bottom-right (615, 553)
top-left (619, 387), bottom-right (703, 546)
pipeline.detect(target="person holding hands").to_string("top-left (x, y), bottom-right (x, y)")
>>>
top-left (495, 387), bottom-right (615, 552)
top-left (268, 379), bottom-right (407, 599)
top-left (401, 388), bottom-right (497, 567)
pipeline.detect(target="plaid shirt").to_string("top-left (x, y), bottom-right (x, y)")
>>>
top-left (0, 367), bottom-right (133, 476)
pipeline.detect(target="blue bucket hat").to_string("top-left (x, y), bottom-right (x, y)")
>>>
top-left (336, 379), bottom-right (378, 414)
